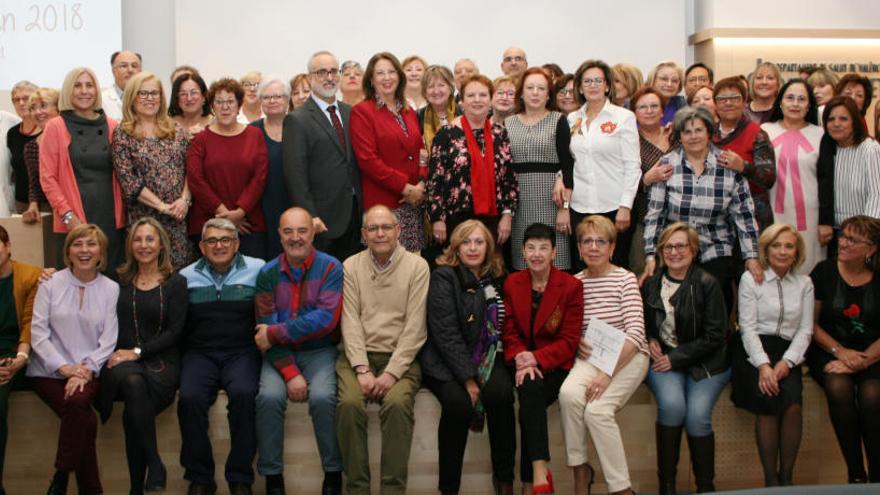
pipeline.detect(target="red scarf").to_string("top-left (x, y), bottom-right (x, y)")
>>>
top-left (462, 117), bottom-right (497, 216)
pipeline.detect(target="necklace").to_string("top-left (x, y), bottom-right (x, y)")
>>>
top-left (132, 277), bottom-right (166, 372)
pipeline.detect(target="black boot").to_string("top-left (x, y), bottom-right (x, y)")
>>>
top-left (46, 470), bottom-right (69, 495)
top-left (687, 433), bottom-right (716, 493)
top-left (656, 423), bottom-right (682, 495)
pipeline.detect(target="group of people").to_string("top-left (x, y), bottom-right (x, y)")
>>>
top-left (0, 44), bottom-right (878, 495)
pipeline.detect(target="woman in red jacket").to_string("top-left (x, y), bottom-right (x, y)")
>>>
top-left (503, 222), bottom-right (583, 494)
top-left (349, 52), bottom-right (426, 252)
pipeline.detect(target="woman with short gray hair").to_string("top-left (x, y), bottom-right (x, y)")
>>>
top-left (252, 77), bottom-right (290, 259)
top-left (642, 105), bottom-right (762, 312)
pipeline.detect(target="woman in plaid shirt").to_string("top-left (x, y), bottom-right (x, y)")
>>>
top-left (641, 106), bottom-right (762, 311)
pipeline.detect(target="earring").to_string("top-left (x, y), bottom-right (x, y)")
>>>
top-left (867, 255), bottom-right (873, 267)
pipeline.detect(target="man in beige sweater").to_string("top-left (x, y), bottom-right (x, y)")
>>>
top-left (337, 205), bottom-right (429, 495)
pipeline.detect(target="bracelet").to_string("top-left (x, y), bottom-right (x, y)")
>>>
top-left (61, 210), bottom-right (74, 225)
top-left (16, 352), bottom-right (28, 362)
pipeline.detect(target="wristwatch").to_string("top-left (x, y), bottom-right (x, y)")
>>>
top-left (830, 346), bottom-right (839, 356)
top-left (61, 210), bottom-right (74, 226)
top-left (354, 365), bottom-right (370, 375)
top-left (133, 347), bottom-right (142, 358)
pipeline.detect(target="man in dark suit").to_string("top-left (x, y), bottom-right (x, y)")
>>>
top-left (283, 50), bottom-right (362, 264)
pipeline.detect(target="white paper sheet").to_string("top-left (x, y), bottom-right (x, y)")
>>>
top-left (584, 317), bottom-right (626, 376)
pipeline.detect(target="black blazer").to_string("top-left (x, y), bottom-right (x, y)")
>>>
top-left (419, 265), bottom-right (502, 383)
top-left (282, 97), bottom-right (361, 239)
top-left (643, 265), bottom-right (729, 380)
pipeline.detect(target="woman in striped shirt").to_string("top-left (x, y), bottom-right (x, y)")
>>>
top-left (558, 215), bottom-right (649, 495)
top-left (817, 96), bottom-right (880, 254)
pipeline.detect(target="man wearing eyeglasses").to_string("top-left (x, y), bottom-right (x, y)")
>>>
top-left (336, 205), bottom-right (428, 495)
top-left (101, 50), bottom-right (142, 120)
top-left (283, 50), bottom-right (362, 265)
top-left (252, 207), bottom-right (344, 495)
top-left (501, 47), bottom-right (528, 80)
top-left (178, 218), bottom-right (266, 495)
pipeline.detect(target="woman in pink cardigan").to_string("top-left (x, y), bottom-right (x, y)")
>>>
top-left (40, 67), bottom-right (125, 272)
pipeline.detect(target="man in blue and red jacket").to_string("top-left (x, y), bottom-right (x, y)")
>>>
top-left (253, 207), bottom-right (344, 495)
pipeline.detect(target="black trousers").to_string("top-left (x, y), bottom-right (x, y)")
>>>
top-left (423, 356), bottom-right (516, 492)
top-left (516, 368), bottom-right (568, 482)
top-left (569, 209), bottom-right (634, 271)
top-left (314, 199), bottom-right (362, 263)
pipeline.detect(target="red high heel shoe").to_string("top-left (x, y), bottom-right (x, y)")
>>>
top-left (532, 469), bottom-right (554, 494)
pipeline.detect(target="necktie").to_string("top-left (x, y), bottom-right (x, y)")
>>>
top-left (327, 105), bottom-right (346, 147)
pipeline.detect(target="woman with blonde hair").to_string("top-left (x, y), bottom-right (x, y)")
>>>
top-left (40, 67), bottom-right (125, 271)
top-left (112, 71), bottom-right (194, 269)
top-left (28, 223), bottom-right (119, 495)
top-left (746, 62), bottom-right (783, 124)
top-left (648, 61), bottom-right (686, 125)
top-left (611, 63), bottom-right (643, 109)
top-left (21, 88), bottom-right (60, 224)
top-left (733, 223), bottom-right (814, 486)
top-left (403, 55), bottom-right (428, 111)
top-left (238, 70), bottom-right (263, 124)
top-left (417, 65), bottom-right (459, 164)
top-left (420, 219), bottom-right (515, 495)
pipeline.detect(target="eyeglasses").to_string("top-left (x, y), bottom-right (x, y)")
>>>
top-left (581, 78), bottom-right (606, 87)
top-left (839, 234), bottom-right (873, 246)
top-left (203, 236), bottom-right (235, 247)
top-left (136, 90), bottom-right (161, 100)
top-left (783, 94), bottom-right (809, 104)
top-left (635, 103), bottom-right (662, 112)
top-left (715, 94), bottom-right (743, 104)
top-left (503, 56), bottom-right (525, 63)
top-left (178, 90), bottom-right (202, 99)
top-left (363, 223), bottom-right (397, 233)
top-left (213, 99), bottom-right (238, 108)
top-left (686, 76), bottom-right (710, 84)
top-left (662, 243), bottom-right (690, 253)
top-left (557, 89), bottom-right (574, 97)
top-left (579, 238), bottom-right (609, 247)
top-left (495, 90), bottom-right (515, 98)
top-left (12, 96), bottom-right (30, 104)
top-left (242, 81), bottom-right (260, 89)
top-left (260, 94), bottom-right (286, 102)
top-left (657, 76), bottom-right (681, 85)
top-left (311, 68), bottom-right (340, 79)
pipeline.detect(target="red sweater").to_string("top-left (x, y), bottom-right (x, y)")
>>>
top-left (186, 126), bottom-right (268, 235)
top-left (349, 100), bottom-right (423, 210)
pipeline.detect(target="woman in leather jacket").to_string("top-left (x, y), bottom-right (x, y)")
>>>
top-left (419, 219), bottom-right (515, 495)
top-left (642, 222), bottom-right (730, 494)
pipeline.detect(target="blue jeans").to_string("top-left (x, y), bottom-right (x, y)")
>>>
top-left (645, 368), bottom-right (731, 436)
top-left (256, 345), bottom-right (342, 476)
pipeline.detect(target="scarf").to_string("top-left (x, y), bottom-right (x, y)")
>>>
top-left (462, 117), bottom-right (497, 217)
top-left (470, 278), bottom-right (501, 432)
top-left (422, 100), bottom-right (457, 152)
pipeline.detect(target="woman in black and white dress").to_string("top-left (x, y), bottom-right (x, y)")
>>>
top-left (506, 67), bottom-right (573, 271)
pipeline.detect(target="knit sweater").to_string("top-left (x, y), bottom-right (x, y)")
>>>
top-left (341, 244), bottom-right (429, 379)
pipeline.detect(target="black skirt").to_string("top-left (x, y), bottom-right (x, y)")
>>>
top-left (731, 334), bottom-right (803, 415)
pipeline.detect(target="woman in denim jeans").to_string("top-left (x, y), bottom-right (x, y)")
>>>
top-left (642, 222), bottom-right (730, 494)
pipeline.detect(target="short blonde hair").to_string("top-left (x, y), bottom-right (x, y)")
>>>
top-left (402, 55), bottom-right (428, 72)
top-left (58, 67), bottom-right (103, 112)
top-left (612, 63), bottom-right (644, 98)
top-left (28, 88), bottom-right (60, 109)
top-left (757, 223), bottom-right (805, 270)
top-left (807, 68), bottom-right (839, 91)
top-left (436, 220), bottom-right (505, 278)
top-left (575, 215), bottom-right (617, 244)
top-left (121, 72), bottom-right (177, 139)
top-left (749, 62), bottom-right (783, 100)
top-left (648, 61), bottom-right (684, 94)
top-left (63, 224), bottom-right (109, 271)
top-left (657, 222), bottom-right (700, 268)
top-left (240, 70), bottom-right (262, 84)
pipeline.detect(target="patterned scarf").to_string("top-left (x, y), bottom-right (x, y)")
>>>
top-left (470, 279), bottom-right (501, 432)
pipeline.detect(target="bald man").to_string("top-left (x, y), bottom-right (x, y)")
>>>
top-left (101, 50), bottom-right (142, 120)
top-left (501, 47), bottom-right (527, 79)
top-left (254, 207), bottom-right (344, 495)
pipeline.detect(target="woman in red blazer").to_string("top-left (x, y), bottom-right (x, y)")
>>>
top-left (502, 222), bottom-right (583, 494)
top-left (349, 52), bottom-right (426, 252)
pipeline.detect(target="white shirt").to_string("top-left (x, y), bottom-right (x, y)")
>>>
top-left (738, 267), bottom-right (814, 367)
top-left (100, 85), bottom-right (124, 121)
top-left (568, 100), bottom-right (641, 214)
top-left (310, 94), bottom-right (344, 129)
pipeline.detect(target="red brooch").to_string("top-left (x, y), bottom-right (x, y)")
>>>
top-left (600, 121), bottom-right (617, 134)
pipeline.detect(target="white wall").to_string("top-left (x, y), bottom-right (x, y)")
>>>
top-left (693, 0), bottom-right (880, 31)
top-left (174, 0), bottom-right (687, 84)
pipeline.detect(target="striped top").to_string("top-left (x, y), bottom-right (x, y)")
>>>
top-left (575, 267), bottom-right (648, 355)
top-left (834, 137), bottom-right (880, 226)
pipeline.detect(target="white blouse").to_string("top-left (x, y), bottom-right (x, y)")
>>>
top-left (737, 267), bottom-right (814, 367)
top-left (567, 100), bottom-right (641, 214)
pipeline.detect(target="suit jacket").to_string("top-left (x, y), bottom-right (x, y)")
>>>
top-left (282, 97), bottom-right (361, 239)
top-left (349, 99), bottom-right (423, 210)
top-left (502, 267), bottom-right (583, 372)
top-left (11, 260), bottom-right (42, 348)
